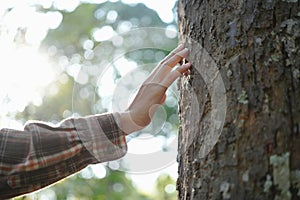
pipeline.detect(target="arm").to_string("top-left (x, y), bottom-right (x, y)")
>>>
top-left (0, 113), bottom-right (126, 199)
top-left (0, 44), bottom-right (190, 199)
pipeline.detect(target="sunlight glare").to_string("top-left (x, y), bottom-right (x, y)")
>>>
top-left (53, 0), bottom-right (80, 12)
top-left (2, 5), bottom-right (63, 45)
top-left (93, 26), bottom-right (115, 42)
top-left (0, 44), bottom-right (56, 115)
top-left (91, 164), bottom-right (107, 179)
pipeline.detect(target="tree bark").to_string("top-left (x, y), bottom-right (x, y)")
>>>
top-left (177, 0), bottom-right (300, 199)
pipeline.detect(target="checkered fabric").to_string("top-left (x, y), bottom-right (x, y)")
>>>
top-left (0, 113), bottom-right (127, 199)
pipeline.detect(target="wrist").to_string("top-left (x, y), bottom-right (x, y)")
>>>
top-left (115, 112), bottom-right (144, 135)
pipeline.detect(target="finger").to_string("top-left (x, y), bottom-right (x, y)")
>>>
top-left (163, 48), bottom-right (189, 69)
top-left (160, 43), bottom-right (185, 64)
top-left (161, 63), bottom-right (191, 87)
top-left (145, 47), bottom-right (189, 84)
top-left (183, 69), bottom-right (190, 76)
top-left (143, 44), bottom-right (186, 84)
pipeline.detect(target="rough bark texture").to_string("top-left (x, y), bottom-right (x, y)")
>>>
top-left (177, 0), bottom-right (300, 199)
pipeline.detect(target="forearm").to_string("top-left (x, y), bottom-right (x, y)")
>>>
top-left (0, 113), bottom-right (127, 198)
top-left (0, 146), bottom-right (95, 199)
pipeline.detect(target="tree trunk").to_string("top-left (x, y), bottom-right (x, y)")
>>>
top-left (177, 0), bottom-right (300, 199)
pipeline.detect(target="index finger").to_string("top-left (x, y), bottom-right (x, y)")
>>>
top-left (162, 47), bottom-right (189, 68)
top-left (160, 43), bottom-right (185, 63)
top-left (143, 45), bottom-right (189, 84)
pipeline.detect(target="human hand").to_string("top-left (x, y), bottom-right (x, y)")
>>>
top-left (117, 44), bottom-right (190, 134)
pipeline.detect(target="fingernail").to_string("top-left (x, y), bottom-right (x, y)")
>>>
top-left (178, 43), bottom-right (184, 48)
top-left (182, 48), bottom-right (189, 53)
top-left (184, 63), bottom-right (191, 67)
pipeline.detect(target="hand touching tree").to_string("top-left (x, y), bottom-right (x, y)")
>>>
top-left (117, 44), bottom-right (190, 134)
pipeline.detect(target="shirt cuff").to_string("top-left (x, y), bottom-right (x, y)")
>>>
top-left (74, 113), bottom-right (127, 163)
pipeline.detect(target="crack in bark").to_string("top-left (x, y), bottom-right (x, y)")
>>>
top-left (281, 41), bottom-right (296, 137)
top-left (272, 7), bottom-right (277, 28)
top-left (253, 46), bottom-right (258, 86)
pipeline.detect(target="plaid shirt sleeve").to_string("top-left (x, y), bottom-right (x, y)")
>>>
top-left (0, 113), bottom-right (127, 199)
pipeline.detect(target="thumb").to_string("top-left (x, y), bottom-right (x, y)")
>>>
top-left (160, 93), bottom-right (167, 104)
